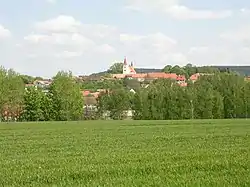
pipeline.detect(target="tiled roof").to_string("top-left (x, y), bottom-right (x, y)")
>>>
top-left (127, 74), bottom-right (147, 78)
top-left (176, 75), bottom-right (186, 81)
top-left (112, 72), bottom-right (186, 80)
top-left (190, 73), bottom-right (200, 81)
top-left (147, 72), bottom-right (178, 79)
top-left (112, 74), bottom-right (126, 79)
top-left (82, 90), bottom-right (91, 96)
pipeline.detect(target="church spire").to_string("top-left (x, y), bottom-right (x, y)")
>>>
top-left (123, 56), bottom-right (127, 65)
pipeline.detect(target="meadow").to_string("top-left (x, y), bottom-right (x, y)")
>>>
top-left (0, 119), bottom-right (250, 187)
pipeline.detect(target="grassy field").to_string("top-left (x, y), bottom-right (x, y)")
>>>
top-left (0, 119), bottom-right (250, 187)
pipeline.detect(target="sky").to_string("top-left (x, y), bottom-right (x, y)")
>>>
top-left (0, 0), bottom-right (250, 77)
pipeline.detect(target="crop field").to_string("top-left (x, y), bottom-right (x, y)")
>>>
top-left (0, 120), bottom-right (250, 186)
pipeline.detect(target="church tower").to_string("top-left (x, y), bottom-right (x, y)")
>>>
top-left (123, 57), bottom-right (136, 74)
top-left (123, 57), bottom-right (129, 74)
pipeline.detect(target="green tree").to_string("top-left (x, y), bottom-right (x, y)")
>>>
top-left (50, 71), bottom-right (83, 121)
top-left (0, 67), bottom-right (7, 120)
top-left (123, 78), bottom-right (141, 91)
top-left (193, 80), bottom-right (214, 119)
top-left (21, 87), bottom-right (44, 121)
top-left (162, 65), bottom-right (172, 73)
top-left (212, 91), bottom-right (224, 119)
top-left (170, 65), bottom-right (186, 75)
top-left (20, 74), bottom-right (35, 84)
top-left (97, 88), bottom-right (132, 120)
top-left (40, 92), bottom-right (54, 121)
top-left (1, 69), bottom-right (25, 121)
top-left (107, 63), bottom-right (123, 74)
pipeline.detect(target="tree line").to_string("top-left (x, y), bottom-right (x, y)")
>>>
top-left (97, 72), bottom-right (250, 120)
top-left (0, 67), bottom-right (83, 122)
top-left (1, 65), bottom-right (250, 121)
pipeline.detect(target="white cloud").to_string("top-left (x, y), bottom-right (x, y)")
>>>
top-left (3, 13), bottom-right (249, 77)
top-left (24, 33), bottom-right (95, 47)
top-left (23, 15), bottom-right (118, 59)
top-left (125, 0), bottom-right (232, 20)
top-left (187, 44), bottom-right (250, 66)
top-left (119, 32), bottom-right (188, 67)
top-left (46, 0), bottom-right (56, 4)
top-left (55, 51), bottom-right (83, 58)
top-left (167, 5), bottom-right (232, 20)
top-left (239, 8), bottom-right (250, 16)
top-left (220, 25), bottom-right (250, 42)
top-left (95, 44), bottom-right (116, 54)
top-left (18, 15), bottom-right (190, 76)
top-left (34, 15), bottom-right (81, 33)
top-left (0, 24), bottom-right (11, 39)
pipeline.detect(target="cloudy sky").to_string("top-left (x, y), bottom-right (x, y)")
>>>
top-left (0, 0), bottom-right (249, 77)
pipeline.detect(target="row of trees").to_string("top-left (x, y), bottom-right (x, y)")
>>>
top-left (97, 73), bottom-right (250, 120)
top-left (1, 65), bottom-right (250, 121)
top-left (0, 67), bottom-right (83, 121)
top-left (162, 64), bottom-right (221, 78)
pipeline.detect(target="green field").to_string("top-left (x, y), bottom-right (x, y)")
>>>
top-left (0, 120), bottom-right (250, 187)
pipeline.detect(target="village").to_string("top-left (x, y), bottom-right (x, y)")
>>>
top-left (24, 57), bottom-right (211, 108)
top-left (24, 57), bottom-right (250, 110)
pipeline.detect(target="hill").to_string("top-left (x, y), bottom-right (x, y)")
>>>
top-left (89, 66), bottom-right (250, 76)
top-left (214, 66), bottom-right (250, 76)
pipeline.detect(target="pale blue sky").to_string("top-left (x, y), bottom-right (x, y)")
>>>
top-left (0, 0), bottom-right (249, 77)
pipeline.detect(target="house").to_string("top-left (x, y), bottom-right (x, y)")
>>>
top-left (190, 73), bottom-right (213, 82)
top-left (245, 76), bottom-right (250, 82)
top-left (190, 73), bottom-right (200, 82)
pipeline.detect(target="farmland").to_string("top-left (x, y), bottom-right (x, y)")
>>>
top-left (0, 120), bottom-right (250, 186)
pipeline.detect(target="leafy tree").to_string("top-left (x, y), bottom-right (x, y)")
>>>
top-left (123, 78), bottom-right (141, 91)
top-left (162, 65), bottom-right (172, 73)
top-left (40, 92), bottom-right (54, 121)
top-left (21, 87), bottom-right (45, 121)
top-left (0, 68), bottom-right (24, 121)
top-left (97, 88), bottom-right (132, 120)
top-left (212, 91), bottom-right (224, 119)
top-left (20, 74), bottom-right (35, 84)
top-left (107, 63), bottom-right (123, 74)
top-left (0, 67), bottom-right (7, 121)
top-left (50, 71), bottom-right (83, 121)
top-left (170, 65), bottom-right (186, 76)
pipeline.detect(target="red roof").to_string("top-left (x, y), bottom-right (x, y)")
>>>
top-left (147, 73), bottom-right (178, 79)
top-left (112, 73), bottom-right (186, 80)
top-left (128, 74), bottom-right (147, 78)
top-left (190, 73), bottom-right (200, 81)
top-left (82, 90), bottom-right (103, 98)
top-left (176, 75), bottom-right (186, 81)
top-left (82, 90), bottom-right (91, 96)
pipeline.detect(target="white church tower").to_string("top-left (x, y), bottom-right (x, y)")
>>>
top-left (123, 57), bottom-right (136, 75)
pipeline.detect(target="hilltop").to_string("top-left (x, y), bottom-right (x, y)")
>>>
top-left (90, 66), bottom-right (250, 76)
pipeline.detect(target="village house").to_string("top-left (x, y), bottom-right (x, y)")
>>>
top-left (189, 73), bottom-right (214, 82)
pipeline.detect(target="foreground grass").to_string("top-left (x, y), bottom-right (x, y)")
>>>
top-left (0, 119), bottom-right (250, 187)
